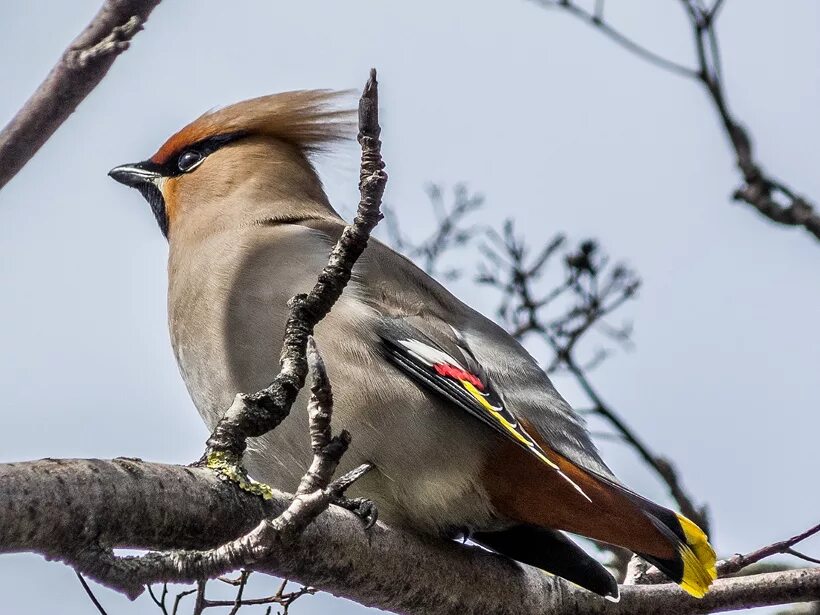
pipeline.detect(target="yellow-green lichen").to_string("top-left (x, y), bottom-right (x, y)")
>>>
top-left (206, 450), bottom-right (274, 500)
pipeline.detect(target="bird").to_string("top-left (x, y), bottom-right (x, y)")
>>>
top-left (109, 89), bottom-right (716, 601)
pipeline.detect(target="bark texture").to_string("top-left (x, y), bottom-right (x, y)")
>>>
top-left (1, 458), bottom-right (817, 614)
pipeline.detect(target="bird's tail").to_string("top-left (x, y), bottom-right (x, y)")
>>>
top-left (634, 498), bottom-right (717, 597)
top-left (602, 477), bottom-right (717, 598)
top-left (488, 446), bottom-right (717, 597)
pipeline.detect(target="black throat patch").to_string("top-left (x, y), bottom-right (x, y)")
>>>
top-left (136, 182), bottom-right (168, 238)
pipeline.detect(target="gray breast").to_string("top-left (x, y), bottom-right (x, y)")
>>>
top-left (168, 224), bottom-right (500, 535)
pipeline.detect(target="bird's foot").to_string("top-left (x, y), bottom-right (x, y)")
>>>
top-left (332, 495), bottom-right (378, 529)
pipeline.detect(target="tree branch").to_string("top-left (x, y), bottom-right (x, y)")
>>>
top-left (383, 184), bottom-right (484, 281)
top-left (58, 341), bottom-right (372, 601)
top-left (0, 0), bottom-right (162, 190)
top-left (203, 68), bottom-right (386, 462)
top-left (0, 458), bottom-right (817, 614)
top-left (532, 0), bottom-right (820, 243)
top-left (530, 0), bottom-right (698, 78)
top-left (639, 522), bottom-right (820, 586)
top-left (718, 524), bottom-right (820, 578)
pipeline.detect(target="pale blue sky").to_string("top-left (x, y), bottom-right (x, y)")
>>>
top-left (0, 1), bottom-right (818, 613)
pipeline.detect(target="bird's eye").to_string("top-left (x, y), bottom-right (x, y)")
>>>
top-left (177, 150), bottom-right (204, 172)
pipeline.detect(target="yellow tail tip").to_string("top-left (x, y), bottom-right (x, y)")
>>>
top-left (676, 513), bottom-right (717, 598)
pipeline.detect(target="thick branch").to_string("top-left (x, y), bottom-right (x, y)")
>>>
top-left (0, 0), bottom-right (162, 190)
top-left (0, 458), bottom-right (817, 614)
top-left (67, 335), bottom-right (375, 599)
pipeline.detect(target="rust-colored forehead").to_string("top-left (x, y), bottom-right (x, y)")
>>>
top-left (150, 120), bottom-right (220, 164)
top-left (148, 90), bottom-right (356, 165)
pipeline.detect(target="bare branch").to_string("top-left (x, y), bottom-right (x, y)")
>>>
top-left (147, 584), bottom-right (169, 615)
top-left (203, 580), bottom-right (314, 612)
top-left (67, 351), bottom-right (371, 599)
top-left (173, 589), bottom-right (197, 615)
top-left (204, 68), bottom-right (386, 461)
top-left (384, 183), bottom-right (484, 281)
top-left (1, 458), bottom-right (818, 614)
top-left (0, 0), bottom-right (162, 190)
top-left (76, 572), bottom-right (110, 615)
top-left (533, 0), bottom-right (820, 243)
top-left (529, 0), bottom-right (698, 78)
top-left (642, 522), bottom-right (820, 585)
top-left (170, 572), bottom-right (315, 614)
top-left (719, 523), bottom-right (820, 578)
top-left (620, 569), bottom-right (820, 614)
top-left (789, 551), bottom-right (820, 567)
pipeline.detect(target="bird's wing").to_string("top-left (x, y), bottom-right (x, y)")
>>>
top-left (377, 317), bottom-right (593, 501)
top-left (302, 221), bottom-right (715, 598)
top-left (471, 525), bottom-right (619, 600)
top-left (302, 219), bottom-right (615, 480)
top-left (455, 316), bottom-right (618, 481)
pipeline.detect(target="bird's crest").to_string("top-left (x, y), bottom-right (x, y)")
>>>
top-left (150, 90), bottom-right (356, 165)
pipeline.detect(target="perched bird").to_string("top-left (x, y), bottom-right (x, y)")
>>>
top-left (109, 90), bottom-right (716, 600)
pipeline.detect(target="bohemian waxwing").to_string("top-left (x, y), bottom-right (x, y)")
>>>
top-left (109, 90), bottom-right (716, 600)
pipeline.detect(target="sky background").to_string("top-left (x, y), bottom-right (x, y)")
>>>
top-left (1, 1), bottom-right (818, 613)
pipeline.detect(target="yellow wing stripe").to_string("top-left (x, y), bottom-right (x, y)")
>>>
top-left (462, 380), bottom-right (559, 470)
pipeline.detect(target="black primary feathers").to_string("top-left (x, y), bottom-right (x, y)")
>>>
top-left (473, 525), bottom-right (619, 600)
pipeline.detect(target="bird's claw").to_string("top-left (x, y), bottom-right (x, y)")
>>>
top-left (333, 495), bottom-right (378, 529)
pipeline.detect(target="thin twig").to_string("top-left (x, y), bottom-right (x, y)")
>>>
top-left (532, 0), bottom-right (820, 242)
top-left (226, 570), bottom-right (250, 615)
top-left (147, 583), bottom-right (169, 615)
top-left (530, 0), bottom-right (698, 78)
top-left (204, 68), bottom-right (387, 461)
top-left (384, 184), bottom-right (484, 281)
top-left (76, 572), bottom-right (109, 615)
top-left (787, 549), bottom-right (820, 567)
top-left (641, 522), bottom-right (820, 585)
top-left (172, 588), bottom-right (197, 615)
top-left (217, 572), bottom-right (248, 587)
top-left (719, 523), bottom-right (820, 577)
top-left (192, 580), bottom-right (207, 615)
top-left (200, 583), bottom-right (315, 610)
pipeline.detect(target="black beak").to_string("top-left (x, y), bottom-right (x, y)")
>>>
top-left (108, 162), bottom-right (161, 188)
top-left (108, 160), bottom-right (169, 237)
